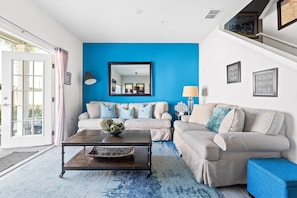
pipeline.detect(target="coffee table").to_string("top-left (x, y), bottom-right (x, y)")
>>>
top-left (59, 129), bottom-right (152, 178)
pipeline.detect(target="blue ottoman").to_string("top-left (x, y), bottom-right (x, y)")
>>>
top-left (247, 158), bottom-right (297, 198)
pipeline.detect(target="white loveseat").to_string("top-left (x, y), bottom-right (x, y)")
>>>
top-left (173, 103), bottom-right (291, 187)
top-left (78, 101), bottom-right (172, 141)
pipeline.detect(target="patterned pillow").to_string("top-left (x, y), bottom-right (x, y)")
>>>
top-left (206, 107), bottom-right (231, 132)
top-left (119, 107), bottom-right (135, 120)
top-left (138, 104), bottom-right (153, 118)
top-left (100, 103), bottom-right (116, 118)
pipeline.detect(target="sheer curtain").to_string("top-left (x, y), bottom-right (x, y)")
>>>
top-left (54, 48), bottom-right (68, 146)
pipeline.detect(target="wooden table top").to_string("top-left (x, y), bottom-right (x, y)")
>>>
top-left (62, 129), bottom-right (152, 146)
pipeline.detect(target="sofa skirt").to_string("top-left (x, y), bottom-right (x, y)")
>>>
top-left (173, 131), bottom-right (281, 187)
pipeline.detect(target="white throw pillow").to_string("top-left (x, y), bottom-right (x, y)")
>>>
top-left (218, 108), bottom-right (245, 133)
top-left (86, 103), bottom-right (100, 119)
top-left (244, 110), bottom-right (275, 134)
top-left (154, 103), bottom-right (164, 119)
top-left (188, 103), bottom-right (216, 125)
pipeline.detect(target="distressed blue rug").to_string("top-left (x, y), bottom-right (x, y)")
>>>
top-left (0, 142), bottom-right (223, 198)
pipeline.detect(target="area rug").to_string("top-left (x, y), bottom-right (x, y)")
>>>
top-left (0, 151), bottom-right (38, 172)
top-left (0, 142), bottom-right (223, 198)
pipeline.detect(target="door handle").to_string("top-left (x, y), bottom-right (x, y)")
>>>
top-left (2, 103), bottom-right (9, 106)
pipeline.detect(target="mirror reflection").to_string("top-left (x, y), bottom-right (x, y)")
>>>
top-left (108, 62), bottom-right (152, 96)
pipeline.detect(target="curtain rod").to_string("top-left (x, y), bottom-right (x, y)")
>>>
top-left (0, 16), bottom-right (58, 50)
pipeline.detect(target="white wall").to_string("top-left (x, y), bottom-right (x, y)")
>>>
top-left (200, 5), bottom-right (297, 162)
top-left (263, 2), bottom-right (297, 46)
top-left (262, 2), bottom-right (297, 56)
top-left (0, 0), bottom-right (83, 137)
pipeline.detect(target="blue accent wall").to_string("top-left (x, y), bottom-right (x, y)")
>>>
top-left (83, 43), bottom-right (199, 116)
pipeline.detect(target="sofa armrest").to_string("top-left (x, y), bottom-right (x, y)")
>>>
top-left (181, 115), bottom-right (191, 122)
top-left (161, 112), bottom-right (172, 121)
top-left (214, 132), bottom-right (290, 152)
top-left (78, 112), bottom-right (89, 120)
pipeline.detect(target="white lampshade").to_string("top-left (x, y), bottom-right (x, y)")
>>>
top-left (182, 86), bottom-right (198, 115)
top-left (84, 72), bottom-right (97, 85)
top-left (182, 86), bottom-right (199, 97)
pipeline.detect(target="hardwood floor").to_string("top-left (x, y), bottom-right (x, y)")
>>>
top-left (218, 185), bottom-right (252, 198)
top-left (0, 134), bottom-right (54, 176)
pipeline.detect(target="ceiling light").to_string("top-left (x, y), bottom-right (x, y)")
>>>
top-left (136, 9), bottom-right (143, 14)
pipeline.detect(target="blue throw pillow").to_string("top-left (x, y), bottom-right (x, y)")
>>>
top-left (206, 107), bottom-right (231, 132)
top-left (119, 107), bottom-right (135, 120)
top-left (100, 103), bottom-right (116, 118)
top-left (138, 104), bottom-right (153, 119)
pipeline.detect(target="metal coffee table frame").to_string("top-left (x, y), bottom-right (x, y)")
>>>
top-left (59, 130), bottom-right (152, 178)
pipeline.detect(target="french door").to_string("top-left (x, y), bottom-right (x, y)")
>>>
top-left (1, 51), bottom-right (52, 148)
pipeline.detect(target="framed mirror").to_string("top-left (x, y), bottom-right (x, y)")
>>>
top-left (108, 62), bottom-right (152, 96)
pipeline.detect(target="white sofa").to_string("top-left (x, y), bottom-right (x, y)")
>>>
top-left (78, 101), bottom-right (172, 141)
top-left (173, 103), bottom-right (291, 187)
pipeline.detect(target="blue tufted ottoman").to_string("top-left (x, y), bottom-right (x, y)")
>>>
top-left (247, 158), bottom-right (297, 198)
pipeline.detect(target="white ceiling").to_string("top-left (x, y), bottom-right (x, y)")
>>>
top-left (33, 0), bottom-right (252, 43)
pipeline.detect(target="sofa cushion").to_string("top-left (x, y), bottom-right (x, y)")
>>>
top-left (174, 120), bottom-right (210, 133)
top-left (86, 103), bottom-right (100, 118)
top-left (78, 118), bottom-right (124, 130)
top-left (188, 103), bottom-right (216, 125)
top-left (174, 120), bottom-right (210, 141)
top-left (100, 103), bottom-right (116, 118)
top-left (119, 107), bottom-right (135, 120)
top-left (206, 107), bottom-right (231, 132)
top-left (183, 131), bottom-right (220, 161)
top-left (138, 104), bottom-right (153, 118)
top-left (243, 108), bottom-right (285, 135)
top-left (125, 119), bottom-right (171, 129)
top-left (219, 108), bottom-right (245, 133)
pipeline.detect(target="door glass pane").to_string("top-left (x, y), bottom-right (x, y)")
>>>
top-left (13, 76), bottom-right (23, 90)
top-left (23, 105), bottom-right (32, 120)
top-left (34, 92), bottom-right (43, 106)
top-left (34, 61), bottom-right (44, 75)
top-left (11, 60), bottom-right (44, 137)
top-left (34, 76), bottom-right (43, 90)
top-left (13, 60), bottom-right (23, 75)
top-left (12, 106), bottom-right (18, 121)
top-left (24, 60), bottom-right (34, 75)
top-left (23, 120), bottom-right (33, 135)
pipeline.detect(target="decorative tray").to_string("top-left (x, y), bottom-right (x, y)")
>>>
top-left (87, 146), bottom-right (135, 158)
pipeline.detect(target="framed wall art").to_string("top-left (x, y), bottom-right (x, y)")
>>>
top-left (227, 61), bottom-right (241, 83)
top-left (253, 68), bottom-right (278, 97)
top-left (64, 72), bottom-right (71, 85)
top-left (277, 0), bottom-right (297, 30)
top-left (225, 12), bottom-right (258, 38)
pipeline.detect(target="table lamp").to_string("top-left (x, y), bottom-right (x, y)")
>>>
top-left (182, 86), bottom-right (199, 115)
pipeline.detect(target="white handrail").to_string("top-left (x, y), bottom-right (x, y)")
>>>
top-left (256, 32), bottom-right (297, 49)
